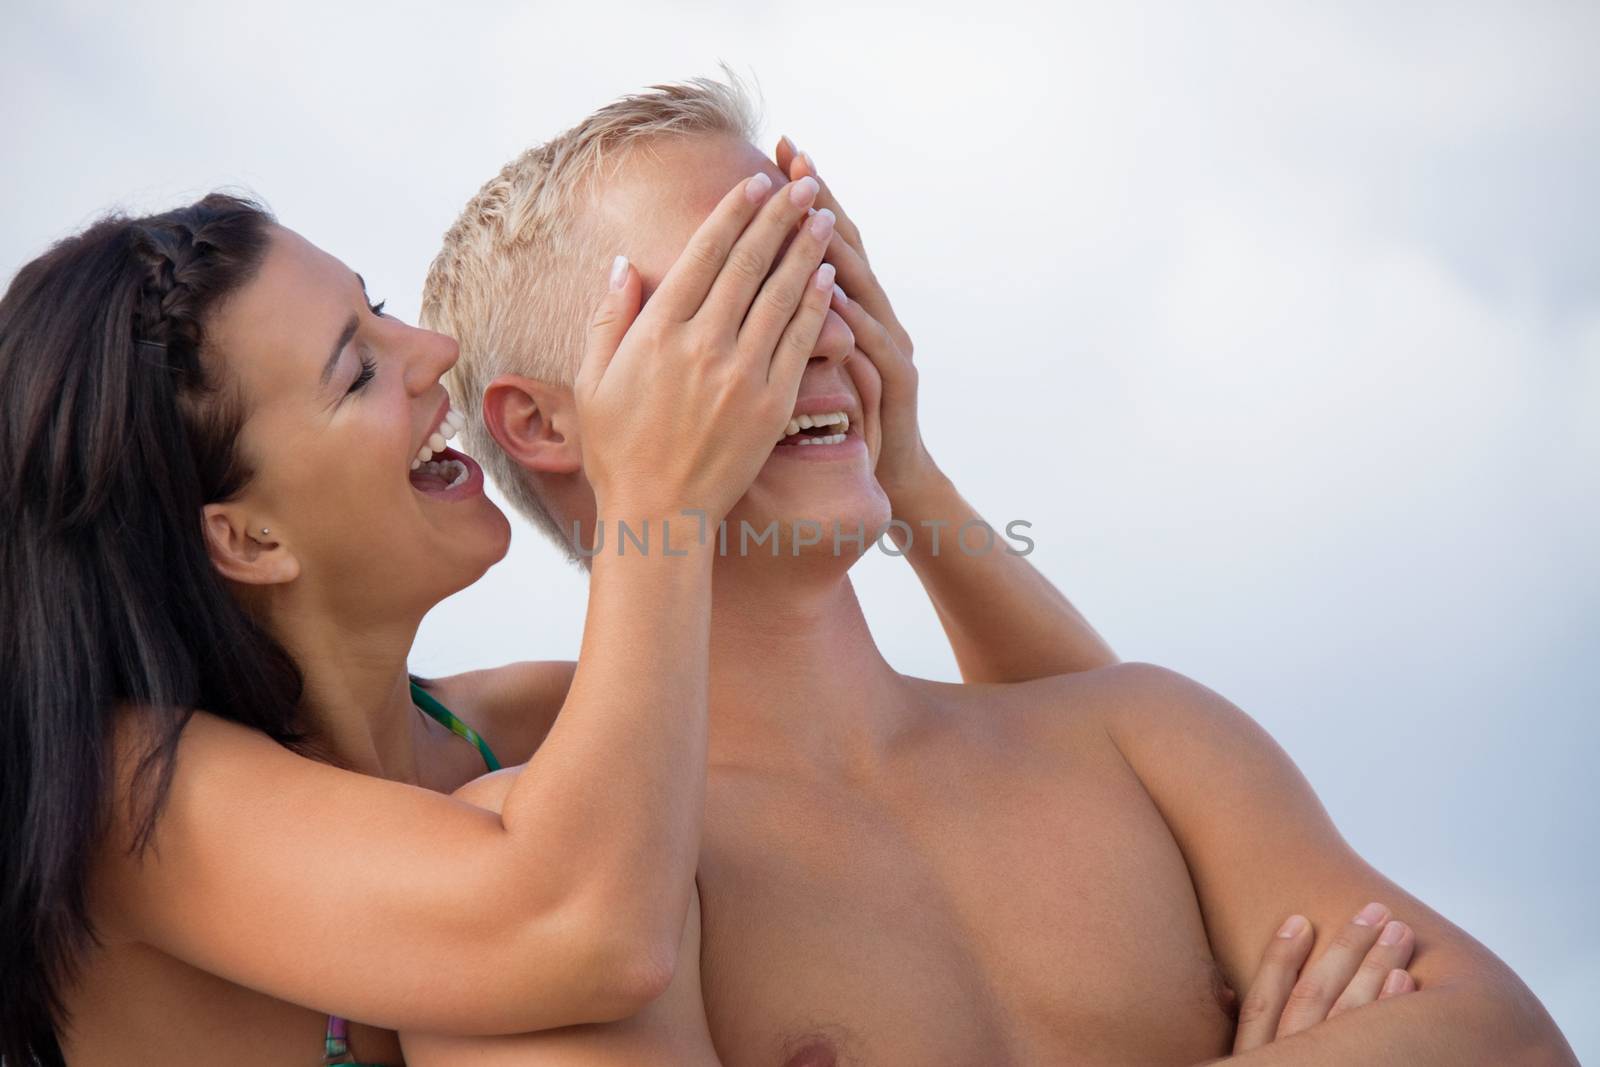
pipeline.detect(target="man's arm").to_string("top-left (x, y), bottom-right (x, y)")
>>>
top-left (1099, 662), bottom-right (1576, 1065)
top-left (776, 138), bottom-right (1117, 681)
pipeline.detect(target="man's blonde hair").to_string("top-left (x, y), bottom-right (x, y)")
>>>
top-left (420, 71), bottom-right (761, 545)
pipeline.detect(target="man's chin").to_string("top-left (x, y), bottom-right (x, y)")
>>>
top-left (719, 494), bottom-right (893, 563)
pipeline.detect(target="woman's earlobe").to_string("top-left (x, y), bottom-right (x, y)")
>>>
top-left (201, 505), bottom-right (300, 586)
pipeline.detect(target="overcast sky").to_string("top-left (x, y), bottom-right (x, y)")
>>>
top-left (5, 0), bottom-right (1596, 1056)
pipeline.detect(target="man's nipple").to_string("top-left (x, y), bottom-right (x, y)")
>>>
top-left (781, 1041), bottom-right (838, 1067)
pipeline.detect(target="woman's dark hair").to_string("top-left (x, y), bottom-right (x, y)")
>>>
top-left (0, 194), bottom-right (307, 1065)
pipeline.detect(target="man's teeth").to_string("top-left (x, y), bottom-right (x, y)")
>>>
top-left (780, 410), bottom-right (850, 440)
top-left (410, 406), bottom-right (468, 469)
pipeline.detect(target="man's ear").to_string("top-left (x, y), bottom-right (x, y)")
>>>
top-left (482, 374), bottom-right (582, 474)
top-left (201, 504), bottom-right (301, 587)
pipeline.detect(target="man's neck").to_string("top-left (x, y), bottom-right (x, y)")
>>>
top-left (706, 560), bottom-right (912, 776)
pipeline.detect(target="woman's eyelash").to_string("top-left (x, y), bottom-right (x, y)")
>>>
top-left (344, 294), bottom-right (384, 394)
top-left (348, 352), bottom-right (376, 395)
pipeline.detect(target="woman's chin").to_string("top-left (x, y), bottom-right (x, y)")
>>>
top-left (404, 500), bottom-right (513, 610)
top-left (452, 502), bottom-right (514, 579)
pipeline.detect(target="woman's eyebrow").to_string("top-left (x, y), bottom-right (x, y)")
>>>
top-left (319, 271), bottom-right (369, 386)
top-left (320, 313), bottom-right (359, 387)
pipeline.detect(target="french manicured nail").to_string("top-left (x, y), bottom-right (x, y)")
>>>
top-left (1354, 902), bottom-right (1389, 927)
top-left (800, 150), bottom-right (818, 176)
top-left (745, 172), bottom-right (772, 202)
top-left (831, 283), bottom-right (848, 309)
top-left (789, 175), bottom-right (820, 206)
top-left (1276, 914), bottom-right (1308, 939)
top-left (809, 208), bottom-right (836, 241)
top-left (812, 262), bottom-right (837, 292)
top-left (609, 255), bottom-right (629, 291)
top-left (1379, 920), bottom-right (1407, 946)
top-left (1382, 969), bottom-right (1409, 995)
top-left (779, 134), bottom-right (796, 155)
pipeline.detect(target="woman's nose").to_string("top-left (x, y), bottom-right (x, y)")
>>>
top-left (405, 327), bottom-right (461, 396)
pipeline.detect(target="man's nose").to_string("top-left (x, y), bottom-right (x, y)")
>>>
top-left (809, 308), bottom-right (854, 365)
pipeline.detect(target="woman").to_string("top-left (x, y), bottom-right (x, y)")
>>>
top-left (0, 169), bottom-right (844, 1064)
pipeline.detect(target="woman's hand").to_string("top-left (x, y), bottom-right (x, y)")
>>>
top-left (575, 169), bottom-right (839, 527)
top-left (774, 138), bottom-right (1117, 680)
top-left (773, 137), bottom-right (941, 507)
top-left (1232, 902), bottom-right (1417, 1055)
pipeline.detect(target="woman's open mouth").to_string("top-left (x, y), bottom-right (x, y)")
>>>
top-left (410, 448), bottom-right (472, 492)
top-left (408, 403), bottom-right (484, 499)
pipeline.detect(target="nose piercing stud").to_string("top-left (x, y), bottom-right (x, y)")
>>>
top-left (259, 527), bottom-right (270, 536)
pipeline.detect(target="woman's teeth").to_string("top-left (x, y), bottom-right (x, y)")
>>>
top-left (411, 406), bottom-right (467, 469)
top-left (780, 410), bottom-right (850, 442)
top-left (413, 457), bottom-right (471, 490)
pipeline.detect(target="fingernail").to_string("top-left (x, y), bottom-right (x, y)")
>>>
top-left (809, 208), bottom-right (836, 241)
top-left (831, 283), bottom-right (848, 309)
top-left (779, 134), bottom-right (796, 155)
top-left (1276, 914), bottom-right (1308, 939)
top-left (812, 262), bottom-right (837, 292)
top-left (1379, 920), bottom-right (1406, 946)
top-left (1354, 902), bottom-right (1388, 927)
top-left (1382, 969), bottom-right (1409, 995)
top-left (745, 172), bottom-right (772, 203)
top-left (609, 255), bottom-right (629, 291)
top-left (800, 150), bottom-right (818, 176)
top-left (788, 175), bottom-right (820, 206)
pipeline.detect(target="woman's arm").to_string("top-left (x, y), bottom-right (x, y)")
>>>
top-left (105, 169), bottom-right (837, 1037)
top-left (776, 139), bottom-right (1117, 682)
top-left (400, 778), bottom-right (723, 1066)
top-left (880, 473), bottom-right (1117, 680)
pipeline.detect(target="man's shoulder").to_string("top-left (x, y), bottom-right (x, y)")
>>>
top-left (424, 659), bottom-right (577, 766)
top-left (926, 661), bottom-right (1205, 718)
top-left (926, 662), bottom-right (1242, 754)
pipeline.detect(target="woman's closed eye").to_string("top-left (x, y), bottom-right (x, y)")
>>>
top-left (347, 351), bottom-right (377, 394)
top-left (344, 297), bottom-right (386, 395)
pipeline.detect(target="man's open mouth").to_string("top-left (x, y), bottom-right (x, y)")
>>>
top-left (776, 410), bottom-right (850, 447)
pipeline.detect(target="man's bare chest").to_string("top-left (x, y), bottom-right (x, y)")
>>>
top-left (696, 741), bottom-right (1236, 1067)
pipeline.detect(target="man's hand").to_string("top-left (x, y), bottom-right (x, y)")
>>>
top-left (774, 136), bottom-right (941, 506)
top-left (1233, 903), bottom-right (1417, 1055)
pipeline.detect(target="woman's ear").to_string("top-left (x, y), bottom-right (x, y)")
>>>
top-left (201, 504), bottom-right (301, 586)
top-left (481, 374), bottom-right (582, 475)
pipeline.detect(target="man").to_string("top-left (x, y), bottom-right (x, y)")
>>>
top-left (411, 78), bottom-right (1573, 1064)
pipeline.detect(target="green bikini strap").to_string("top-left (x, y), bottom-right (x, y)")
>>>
top-left (410, 681), bottom-right (502, 772)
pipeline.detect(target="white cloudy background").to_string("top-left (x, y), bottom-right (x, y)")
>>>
top-left (5, 0), bottom-right (1595, 1056)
